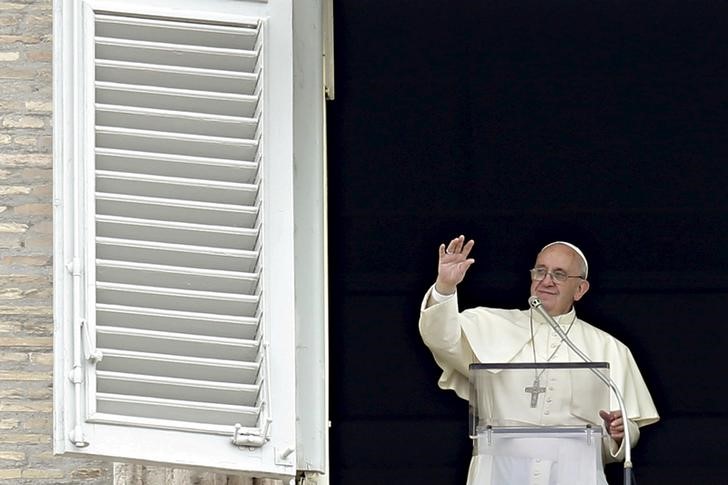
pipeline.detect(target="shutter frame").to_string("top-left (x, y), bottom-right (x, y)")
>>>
top-left (54, 0), bottom-right (307, 477)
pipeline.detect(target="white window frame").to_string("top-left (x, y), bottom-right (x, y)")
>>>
top-left (52, 0), bottom-right (328, 479)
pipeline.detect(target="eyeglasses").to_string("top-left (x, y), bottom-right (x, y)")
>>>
top-left (529, 267), bottom-right (584, 283)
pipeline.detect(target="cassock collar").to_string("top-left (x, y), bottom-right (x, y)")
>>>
top-left (529, 306), bottom-right (578, 328)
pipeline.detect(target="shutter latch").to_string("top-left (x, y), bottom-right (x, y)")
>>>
top-left (232, 418), bottom-right (271, 448)
top-left (81, 319), bottom-right (103, 363)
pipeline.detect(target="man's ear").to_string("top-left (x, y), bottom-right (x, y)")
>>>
top-left (573, 279), bottom-right (590, 302)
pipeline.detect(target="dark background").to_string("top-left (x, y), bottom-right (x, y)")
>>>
top-left (326, 1), bottom-right (728, 483)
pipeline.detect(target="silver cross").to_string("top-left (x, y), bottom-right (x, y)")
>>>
top-left (525, 379), bottom-right (546, 408)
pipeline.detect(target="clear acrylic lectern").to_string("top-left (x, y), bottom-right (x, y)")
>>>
top-left (468, 362), bottom-right (611, 485)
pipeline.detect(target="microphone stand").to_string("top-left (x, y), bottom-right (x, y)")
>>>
top-left (528, 296), bottom-right (633, 485)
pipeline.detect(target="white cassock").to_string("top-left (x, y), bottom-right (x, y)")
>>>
top-left (419, 287), bottom-right (660, 485)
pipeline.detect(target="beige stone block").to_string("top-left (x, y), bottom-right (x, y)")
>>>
top-left (0, 154), bottom-right (51, 168)
top-left (0, 320), bottom-right (21, 333)
top-left (0, 433), bottom-right (50, 444)
top-left (2, 275), bottom-right (49, 286)
top-left (0, 100), bottom-right (25, 111)
top-left (26, 50), bottom-right (52, 63)
top-left (0, 3), bottom-right (25, 10)
top-left (25, 100), bottom-right (51, 111)
top-left (0, 387), bottom-right (51, 399)
top-left (21, 320), bottom-right (52, 335)
top-left (0, 68), bottom-right (34, 80)
top-left (0, 234), bottom-right (22, 249)
top-left (0, 170), bottom-right (10, 179)
top-left (29, 183), bottom-right (52, 197)
top-left (26, 14), bottom-right (52, 28)
top-left (0, 17), bottom-right (19, 27)
top-left (21, 416), bottom-right (50, 432)
top-left (0, 222), bottom-right (28, 232)
top-left (13, 203), bottom-right (50, 216)
top-left (0, 82), bottom-right (34, 99)
top-left (0, 35), bottom-right (42, 44)
top-left (0, 401), bottom-right (53, 412)
top-left (35, 451), bottom-right (55, 461)
top-left (24, 234), bottom-right (53, 250)
top-left (0, 134), bottom-right (11, 144)
top-left (22, 469), bottom-right (65, 479)
top-left (29, 352), bottom-right (53, 365)
top-left (0, 352), bottom-right (27, 362)
top-left (0, 337), bottom-right (51, 347)
top-left (30, 220), bottom-right (53, 233)
top-left (0, 451), bottom-right (25, 461)
top-left (36, 135), bottom-right (52, 152)
top-left (0, 418), bottom-right (20, 430)
top-left (2, 115), bottom-right (46, 129)
top-left (0, 52), bottom-right (20, 61)
top-left (71, 468), bottom-right (106, 479)
top-left (0, 469), bottom-right (22, 479)
top-left (0, 371), bottom-right (51, 382)
top-left (0, 304), bottom-right (53, 317)
top-left (21, 167), bottom-right (52, 181)
top-left (13, 136), bottom-right (38, 146)
top-left (0, 187), bottom-right (31, 196)
top-left (0, 256), bottom-right (51, 266)
top-left (0, 288), bottom-right (33, 300)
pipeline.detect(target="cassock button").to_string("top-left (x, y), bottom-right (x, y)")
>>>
top-left (544, 410), bottom-right (550, 415)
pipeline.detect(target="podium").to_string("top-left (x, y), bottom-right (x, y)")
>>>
top-left (468, 362), bottom-right (611, 485)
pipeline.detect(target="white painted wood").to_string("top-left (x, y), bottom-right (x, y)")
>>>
top-left (55, 0), bottom-right (328, 480)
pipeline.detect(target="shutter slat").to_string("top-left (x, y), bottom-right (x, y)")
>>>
top-left (95, 37), bottom-right (259, 72)
top-left (96, 239), bottom-right (257, 272)
top-left (96, 393), bottom-right (260, 427)
top-left (97, 371), bottom-right (259, 406)
top-left (95, 104), bottom-right (258, 139)
top-left (87, 413), bottom-right (253, 435)
top-left (95, 13), bottom-right (259, 50)
top-left (96, 126), bottom-right (258, 160)
top-left (96, 82), bottom-right (259, 116)
top-left (95, 148), bottom-right (258, 183)
top-left (95, 193), bottom-right (258, 227)
top-left (96, 260), bottom-right (258, 293)
top-left (97, 349), bottom-right (260, 384)
top-left (97, 281), bottom-right (258, 316)
top-left (96, 170), bottom-right (258, 205)
top-left (96, 304), bottom-right (259, 340)
top-left (97, 325), bottom-right (259, 361)
top-left (96, 216), bottom-right (258, 249)
top-left (96, 60), bottom-right (259, 94)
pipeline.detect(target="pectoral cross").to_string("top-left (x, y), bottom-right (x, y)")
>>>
top-left (525, 378), bottom-right (546, 408)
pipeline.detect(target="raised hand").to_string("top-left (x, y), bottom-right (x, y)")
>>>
top-left (435, 235), bottom-right (475, 295)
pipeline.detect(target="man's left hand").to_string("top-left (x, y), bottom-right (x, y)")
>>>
top-left (599, 409), bottom-right (624, 445)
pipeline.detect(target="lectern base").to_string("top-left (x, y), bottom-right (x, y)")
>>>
top-left (468, 427), bottom-right (607, 485)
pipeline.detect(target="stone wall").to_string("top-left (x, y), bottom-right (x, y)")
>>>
top-left (0, 1), bottom-right (284, 483)
top-left (0, 0), bottom-right (111, 482)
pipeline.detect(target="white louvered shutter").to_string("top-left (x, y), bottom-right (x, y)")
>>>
top-left (53, 0), bottom-right (319, 477)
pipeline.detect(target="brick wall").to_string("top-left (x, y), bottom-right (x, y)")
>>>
top-left (0, 2), bottom-right (286, 483)
top-left (0, 0), bottom-right (111, 482)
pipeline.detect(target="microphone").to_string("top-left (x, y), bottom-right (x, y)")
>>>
top-left (528, 295), bottom-right (635, 484)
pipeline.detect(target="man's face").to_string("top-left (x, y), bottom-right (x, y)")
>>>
top-left (530, 244), bottom-right (590, 316)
